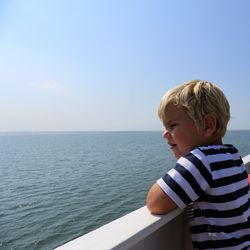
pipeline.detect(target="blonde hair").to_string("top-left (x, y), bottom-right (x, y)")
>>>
top-left (158, 80), bottom-right (230, 137)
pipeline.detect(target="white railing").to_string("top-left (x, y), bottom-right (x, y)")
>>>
top-left (55, 154), bottom-right (250, 250)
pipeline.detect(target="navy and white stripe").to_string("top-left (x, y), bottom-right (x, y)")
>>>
top-left (157, 144), bottom-right (250, 249)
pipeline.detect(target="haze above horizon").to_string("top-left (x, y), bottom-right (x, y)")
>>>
top-left (1, 0), bottom-right (250, 132)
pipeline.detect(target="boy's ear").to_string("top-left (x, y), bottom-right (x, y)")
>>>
top-left (202, 114), bottom-right (217, 137)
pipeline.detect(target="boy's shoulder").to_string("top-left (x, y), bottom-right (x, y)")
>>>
top-left (179, 144), bottom-right (240, 168)
top-left (193, 144), bottom-right (238, 156)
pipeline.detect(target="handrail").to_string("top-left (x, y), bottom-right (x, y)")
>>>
top-left (55, 154), bottom-right (250, 250)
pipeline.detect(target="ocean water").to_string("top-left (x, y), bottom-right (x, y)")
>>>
top-left (0, 131), bottom-right (250, 250)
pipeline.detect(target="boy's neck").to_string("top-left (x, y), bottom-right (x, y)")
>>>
top-left (201, 136), bottom-right (223, 147)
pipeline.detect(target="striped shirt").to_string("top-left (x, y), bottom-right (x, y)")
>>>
top-left (157, 144), bottom-right (250, 249)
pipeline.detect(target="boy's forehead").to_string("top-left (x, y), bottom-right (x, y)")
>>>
top-left (162, 116), bottom-right (177, 125)
top-left (163, 105), bottom-right (187, 122)
top-left (165, 104), bottom-right (183, 115)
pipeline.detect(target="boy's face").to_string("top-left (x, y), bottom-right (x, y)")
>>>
top-left (162, 104), bottom-right (205, 159)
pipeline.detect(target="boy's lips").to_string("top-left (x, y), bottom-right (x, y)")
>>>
top-left (168, 143), bottom-right (177, 149)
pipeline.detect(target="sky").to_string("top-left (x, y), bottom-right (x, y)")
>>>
top-left (0, 0), bottom-right (250, 132)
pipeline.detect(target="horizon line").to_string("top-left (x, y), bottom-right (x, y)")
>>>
top-left (0, 129), bottom-right (249, 134)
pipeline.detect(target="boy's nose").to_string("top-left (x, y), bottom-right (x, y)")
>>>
top-left (162, 130), bottom-right (170, 139)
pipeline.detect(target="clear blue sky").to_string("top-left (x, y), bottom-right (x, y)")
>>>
top-left (0, 0), bottom-right (249, 131)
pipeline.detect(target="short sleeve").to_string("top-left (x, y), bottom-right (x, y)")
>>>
top-left (157, 150), bottom-right (212, 209)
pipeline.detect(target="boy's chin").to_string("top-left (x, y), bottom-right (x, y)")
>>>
top-left (172, 149), bottom-right (187, 160)
top-left (172, 148), bottom-right (190, 159)
top-left (172, 152), bottom-right (182, 160)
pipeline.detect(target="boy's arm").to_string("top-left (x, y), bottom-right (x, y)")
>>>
top-left (146, 183), bottom-right (177, 215)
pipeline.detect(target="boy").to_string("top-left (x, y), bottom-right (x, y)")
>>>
top-left (147, 80), bottom-right (250, 249)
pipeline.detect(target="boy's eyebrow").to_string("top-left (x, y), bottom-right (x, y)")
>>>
top-left (163, 119), bottom-right (178, 126)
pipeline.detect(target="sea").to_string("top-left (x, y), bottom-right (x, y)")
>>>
top-left (1, 130), bottom-right (250, 250)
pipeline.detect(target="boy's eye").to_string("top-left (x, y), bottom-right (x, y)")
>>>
top-left (163, 122), bottom-right (178, 131)
top-left (169, 124), bottom-right (177, 129)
